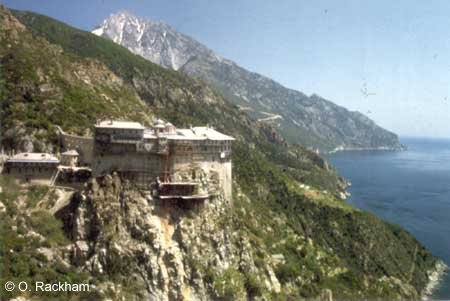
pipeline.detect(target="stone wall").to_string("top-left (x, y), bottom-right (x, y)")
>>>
top-left (3, 167), bottom-right (57, 185)
top-left (88, 130), bottom-right (233, 198)
top-left (91, 150), bottom-right (232, 200)
top-left (170, 154), bottom-right (232, 201)
top-left (92, 153), bottom-right (163, 188)
top-left (57, 127), bottom-right (94, 165)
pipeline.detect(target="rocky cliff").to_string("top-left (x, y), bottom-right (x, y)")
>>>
top-left (92, 11), bottom-right (403, 152)
top-left (55, 173), bottom-right (282, 300)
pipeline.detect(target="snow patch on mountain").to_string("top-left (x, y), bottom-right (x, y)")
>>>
top-left (92, 10), bottom-right (403, 152)
top-left (92, 26), bottom-right (103, 36)
top-left (92, 11), bottom-right (219, 70)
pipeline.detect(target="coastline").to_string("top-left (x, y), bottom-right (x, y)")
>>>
top-left (326, 145), bottom-right (407, 155)
top-left (327, 140), bottom-right (450, 300)
top-left (422, 260), bottom-right (449, 300)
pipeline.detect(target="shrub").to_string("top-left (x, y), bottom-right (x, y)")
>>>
top-left (213, 268), bottom-right (246, 301)
top-left (26, 185), bottom-right (49, 208)
top-left (28, 210), bottom-right (69, 246)
top-left (244, 273), bottom-right (265, 297)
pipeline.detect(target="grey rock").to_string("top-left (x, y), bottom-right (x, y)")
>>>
top-left (93, 11), bottom-right (403, 152)
top-left (59, 174), bottom-right (281, 299)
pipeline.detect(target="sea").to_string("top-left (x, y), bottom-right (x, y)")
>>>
top-left (327, 137), bottom-right (450, 299)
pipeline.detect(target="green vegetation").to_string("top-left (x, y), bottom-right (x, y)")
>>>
top-left (28, 211), bottom-right (69, 247)
top-left (13, 9), bottom-right (174, 83)
top-left (213, 268), bottom-right (246, 300)
top-left (9, 8), bottom-right (344, 194)
top-left (243, 272), bottom-right (265, 298)
top-left (230, 144), bottom-right (437, 299)
top-left (0, 6), bottom-right (439, 300)
top-left (25, 185), bottom-right (48, 208)
top-left (0, 176), bottom-right (97, 300)
top-left (1, 10), bottom-right (154, 151)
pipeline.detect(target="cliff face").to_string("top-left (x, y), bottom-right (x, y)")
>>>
top-left (37, 170), bottom-right (442, 300)
top-left (1, 169), bottom-right (440, 300)
top-left (56, 174), bottom-right (281, 300)
top-left (0, 6), bottom-right (443, 301)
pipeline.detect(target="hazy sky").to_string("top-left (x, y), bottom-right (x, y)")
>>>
top-left (3, 0), bottom-right (450, 138)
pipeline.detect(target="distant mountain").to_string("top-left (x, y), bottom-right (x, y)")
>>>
top-left (3, 6), bottom-right (441, 300)
top-left (92, 11), bottom-right (216, 71)
top-left (92, 11), bottom-right (403, 152)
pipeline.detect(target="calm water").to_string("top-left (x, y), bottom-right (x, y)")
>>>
top-left (328, 137), bottom-right (450, 299)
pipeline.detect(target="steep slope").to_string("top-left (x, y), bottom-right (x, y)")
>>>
top-left (91, 11), bottom-right (213, 71)
top-left (0, 9), bottom-right (154, 153)
top-left (11, 8), bottom-right (342, 194)
top-left (1, 6), bottom-right (443, 300)
top-left (91, 11), bottom-right (403, 152)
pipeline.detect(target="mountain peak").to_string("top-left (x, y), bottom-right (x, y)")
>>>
top-left (93, 11), bottom-right (402, 152)
top-left (92, 11), bottom-right (220, 70)
top-left (114, 10), bottom-right (136, 18)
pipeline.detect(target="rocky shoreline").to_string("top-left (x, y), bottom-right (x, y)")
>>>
top-left (422, 260), bottom-right (449, 300)
top-left (327, 144), bottom-right (407, 154)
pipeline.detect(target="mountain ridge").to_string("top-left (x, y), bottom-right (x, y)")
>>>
top-left (1, 6), bottom-right (442, 300)
top-left (92, 11), bottom-right (404, 152)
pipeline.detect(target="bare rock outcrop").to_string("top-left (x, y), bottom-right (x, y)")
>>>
top-left (57, 173), bottom-right (280, 300)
